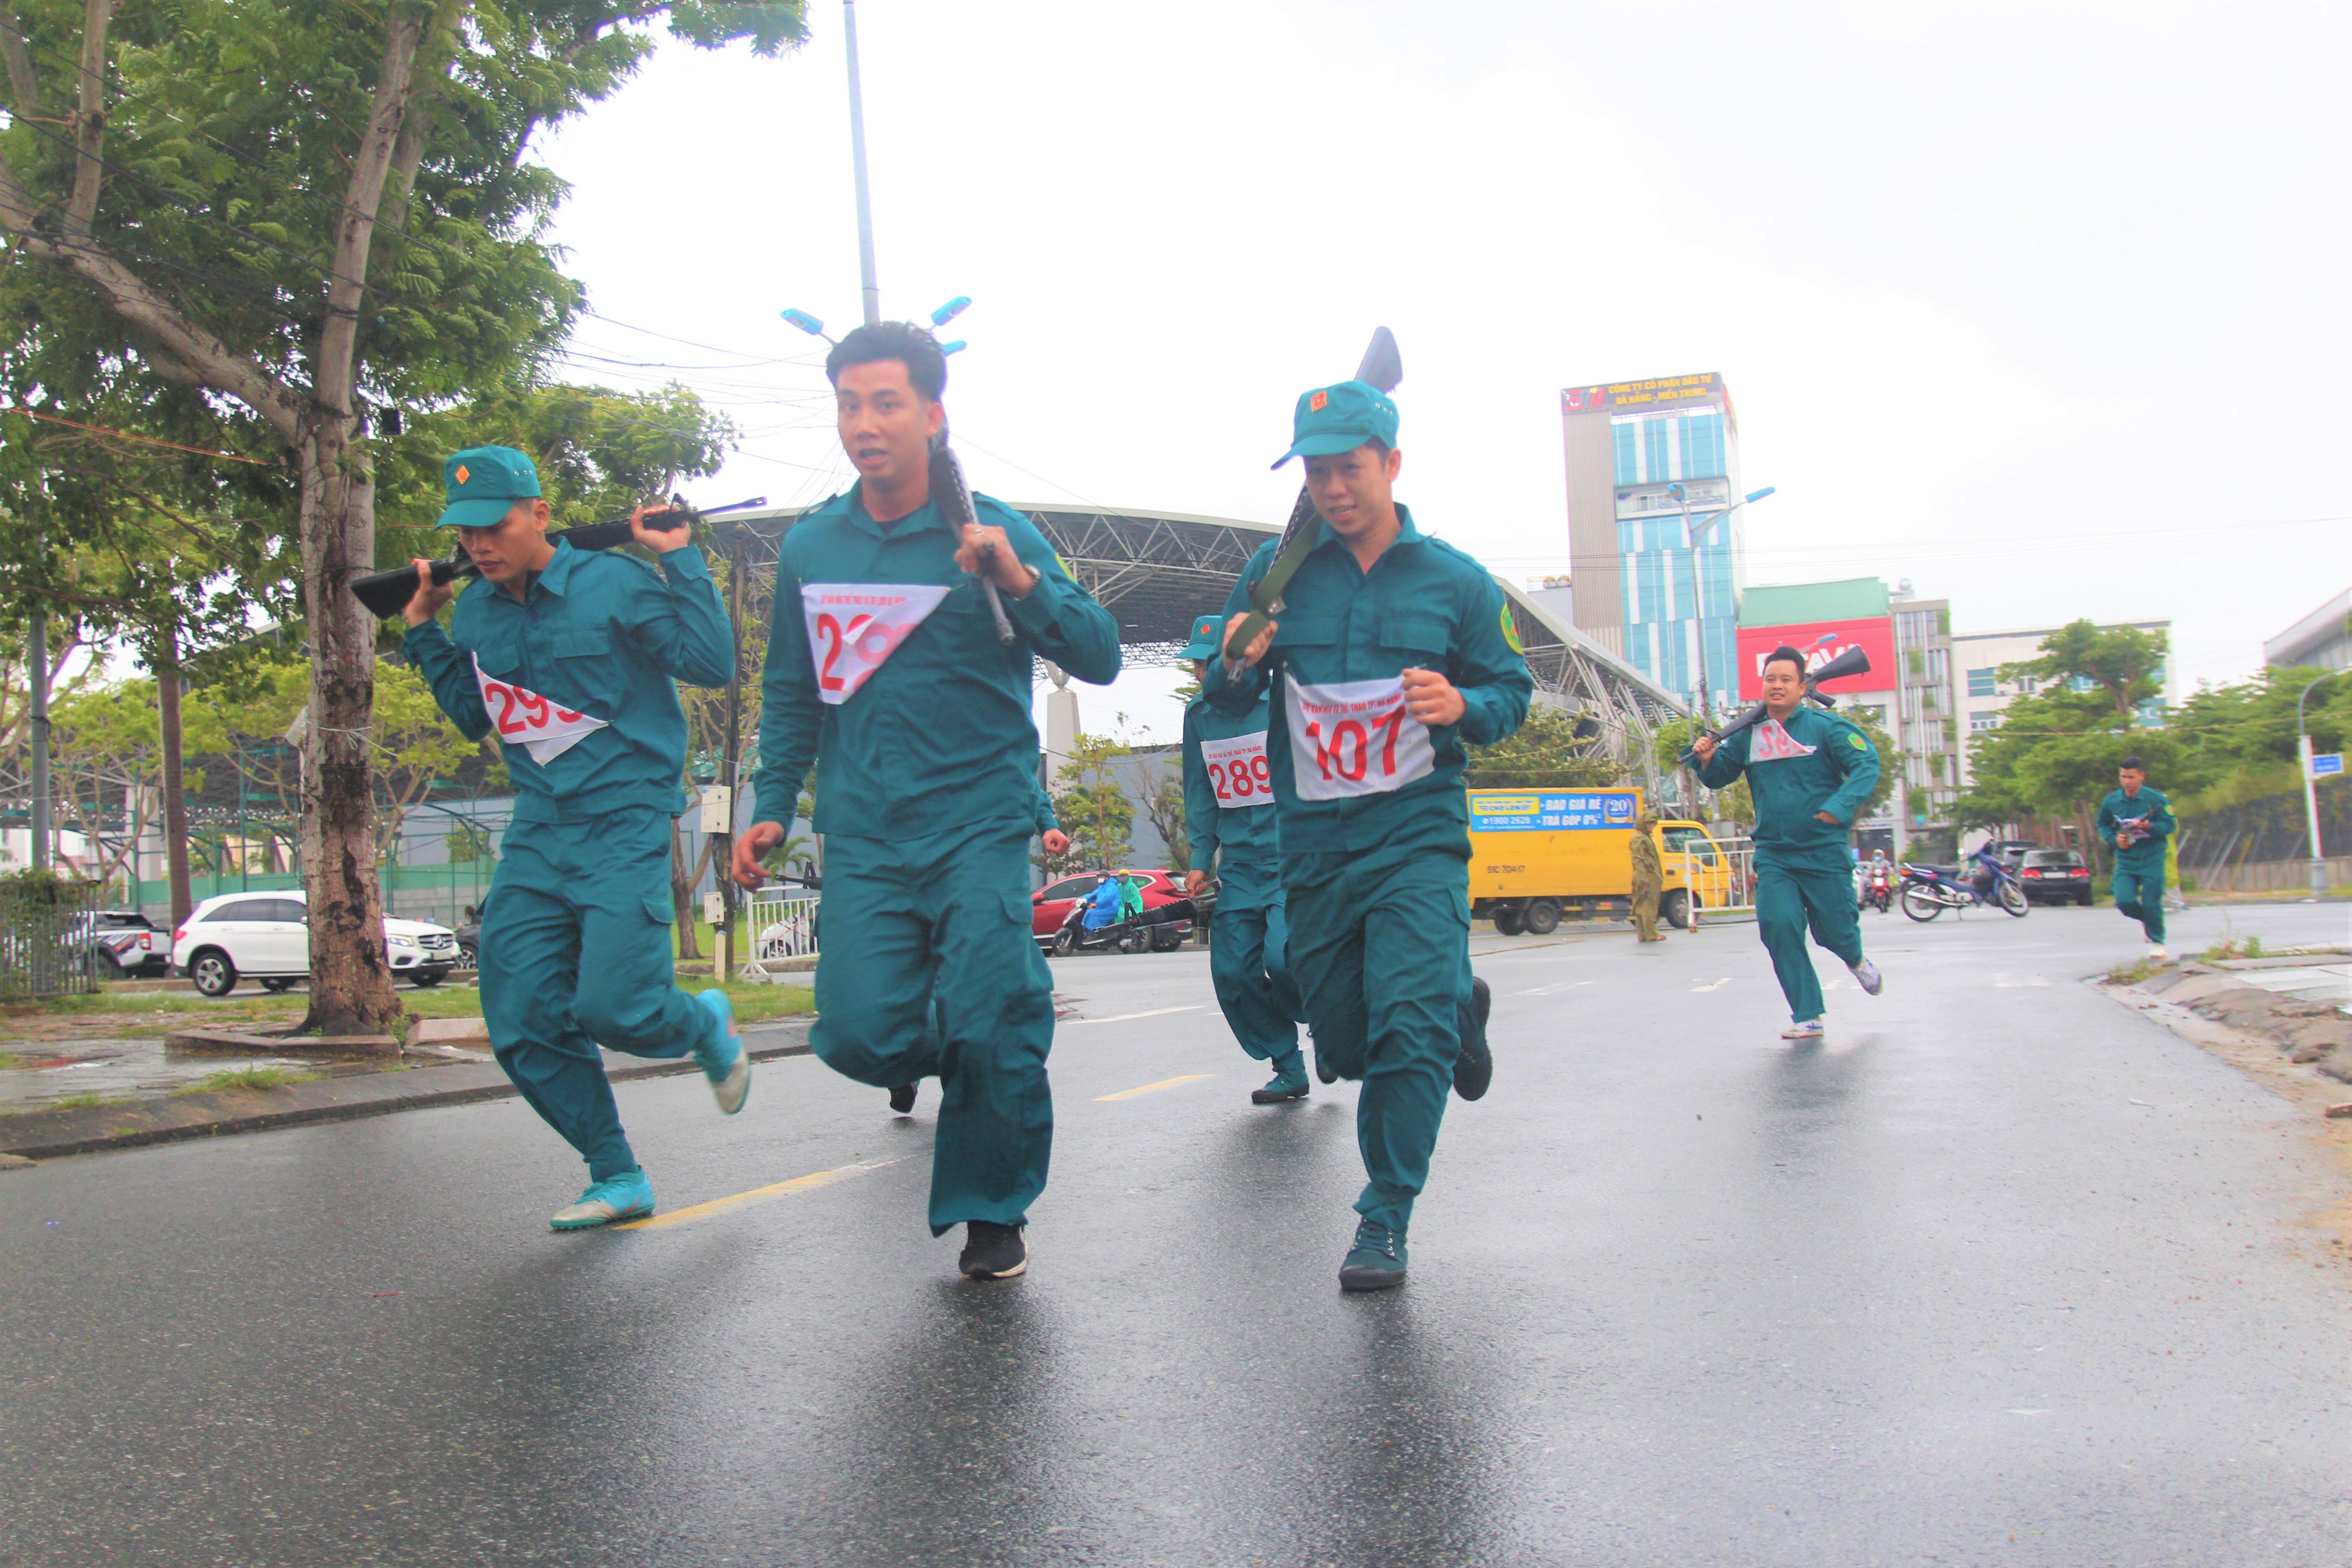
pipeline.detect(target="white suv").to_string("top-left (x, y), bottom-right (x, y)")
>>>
top-left (172, 891), bottom-right (459, 997)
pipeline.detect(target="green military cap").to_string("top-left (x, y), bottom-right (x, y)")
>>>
top-left (1271, 378), bottom-right (1399, 469)
top-left (436, 446), bottom-right (542, 529)
top-left (1180, 613), bottom-right (1224, 661)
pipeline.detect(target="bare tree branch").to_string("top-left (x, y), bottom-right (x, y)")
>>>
top-left (63, 0), bottom-right (111, 238)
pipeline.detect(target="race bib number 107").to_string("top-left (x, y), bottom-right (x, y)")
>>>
top-left (1285, 677), bottom-right (1436, 802)
top-left (1199, 731), bottom-right (1273, 809)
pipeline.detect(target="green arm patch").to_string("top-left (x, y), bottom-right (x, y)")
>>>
top-left (1850, 733), bottom-right (1868, 750)
top-left (1501, 605), bottom-right (1524, 654)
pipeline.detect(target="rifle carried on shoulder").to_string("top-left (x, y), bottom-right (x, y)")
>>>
top-left (347, 495), bottom-right (768, 620)
top-left (1681, 643), bottom-right (1873, 762)
top-left (928, 431), bottom-right (1018, 645)
top-left (1222, 327), bottom-right (1404, 666)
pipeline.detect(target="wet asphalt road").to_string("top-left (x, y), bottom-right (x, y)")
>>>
top-left (6, 900), bottom-right (2350, 1566)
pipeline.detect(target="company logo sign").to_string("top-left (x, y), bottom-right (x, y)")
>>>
top-left (1469, 788), bottom-right (1640, 833)
top-left (1735, 616), bottom-right (1896, 701)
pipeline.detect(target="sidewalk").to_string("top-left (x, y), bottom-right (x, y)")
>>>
top-left (0, 1018), bottom-right (813, 1165)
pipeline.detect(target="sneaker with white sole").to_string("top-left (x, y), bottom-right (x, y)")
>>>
top-left (959, 1220), bottom-right (1028, 1279)
top-left (691, 990), bottom-right (750, 1115)
top-left (1848, 957), bottom-right (1884, 996)
top-left (550, 1169), bottom-right (655, 1230)
top-left (1780, 1019), bottom-right (1826, 1041)
top-left (2145, 944), bottom-right (2169, 961)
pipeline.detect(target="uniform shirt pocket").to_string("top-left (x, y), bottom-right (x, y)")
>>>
top-left (549, 623), bottom-right (621, 713)
top-left (1377, 617), bottom-right (1449, 661)
top-left (465, 620), bottom-right (523, 682)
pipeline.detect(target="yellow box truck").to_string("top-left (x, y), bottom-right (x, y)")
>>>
top-left (1466, 787), bottom-right (1744, 935)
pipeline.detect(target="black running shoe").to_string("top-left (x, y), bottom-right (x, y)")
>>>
top-left (1453, 975), bottom-right (1492, 1102)
top-left (959, 1220), bottom-right (1028, 1279)
top-left (887, 1083), bottom-right (917, 1115)
top-left (1314, 1053), bottom-right (1337, 1084)
top-left (1338, 1218), bottom-right (1408, 1292)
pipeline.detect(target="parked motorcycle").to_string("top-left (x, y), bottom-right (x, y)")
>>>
top-left (1899, 845), bottom-right (2029, 921)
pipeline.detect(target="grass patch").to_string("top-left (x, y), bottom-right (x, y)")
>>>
top-left (46, 1091), bottom-right (130, 1111)
top-left (172, 1066), bottom-right (324, 1095)
top-left (2200, 934), bottom-right (2268, 961)
top-left (2107, 957), bottom-right (2167, 986)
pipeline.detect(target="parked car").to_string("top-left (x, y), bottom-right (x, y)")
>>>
top-left (452, 915), bottom-right (480, 971)
top-left (171, 891), bottom-right (458, 997)
top-left (2017, 848), bottom-right (2095, 905)
top-left (68, 910), bottom-right (172, 979)
top-left (1980, 838), bottom-right (2045, 868)
top-left (1031, 869), bottom-right (1194, 953)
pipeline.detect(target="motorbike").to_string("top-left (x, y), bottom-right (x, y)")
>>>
top-left (1860, 863), bottom-right (1895, 914)
top-left (1054, 901), bottom-right (1155, 956)
top-left (1899, 845), bottom-right (2030, 921)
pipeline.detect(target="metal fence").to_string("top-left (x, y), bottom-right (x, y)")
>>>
top-left (737, 890), bottom-right (822, 982)
top-left (0, 876), bottom-right (103, 1000)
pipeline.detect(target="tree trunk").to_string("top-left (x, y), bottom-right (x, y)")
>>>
top-left (156, 626), bottom-right (191, 927)
top-left (671, 818), bottom-right (703, 960)
top-left (294, 417), bottom-right (399, 1037)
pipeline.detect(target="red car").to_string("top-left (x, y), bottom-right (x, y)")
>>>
top-left (1031, 869), bottom-right (1195, 952)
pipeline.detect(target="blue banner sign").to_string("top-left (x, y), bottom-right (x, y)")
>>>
top-left (1469, 789), bottom-right (1640, 833)
top-left (2313, 752), bottom-right (2344, 779)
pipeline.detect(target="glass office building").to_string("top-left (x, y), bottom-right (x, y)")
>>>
top-left (1558, 373), bottom-right (1746, 715)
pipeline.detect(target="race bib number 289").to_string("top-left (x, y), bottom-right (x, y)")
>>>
top-left (1199, 731), bottom-right (1272, 809)
top-left (1285, 676), bottom-right (1436, 802)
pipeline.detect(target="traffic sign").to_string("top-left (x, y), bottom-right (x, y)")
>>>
top-left (2313, 752), bottom-right (2345, 779)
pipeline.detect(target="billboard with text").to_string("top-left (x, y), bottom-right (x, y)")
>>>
top-left (1736, 617), bottom-right (1896, 700)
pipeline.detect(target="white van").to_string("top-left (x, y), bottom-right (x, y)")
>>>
top-left (171, 891), bottom-right (458, 997)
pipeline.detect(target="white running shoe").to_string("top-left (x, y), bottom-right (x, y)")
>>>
top-left (1848, 957), bottom-right (1884, 996)
top-left (1781, 1019), bottom-right (1825, 1041)
top-left (2145, 944), bottom-right (2169, 961)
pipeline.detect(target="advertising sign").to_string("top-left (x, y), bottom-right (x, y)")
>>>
top-left (1735, 617), bottom-right (1896, 700)
top-left (2313, 752), bottom-right (2345, 779)
top-left (1559, 372), bottom-right (1723, 415)
top-left (1469, 789), bottom-right (1640, 833)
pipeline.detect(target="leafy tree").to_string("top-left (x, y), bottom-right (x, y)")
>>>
top-left (44, 673), bottom-right (225, 894)
top-left (2000, 619), bottom-right (2167, 721)
top-left (0, 0), bottom-right (803, 1034)
top-left (1138, 765), bottom-right (1187, 874)
top-left (1049, 728), bottom-right (1135, 874)
top-left (1465, 702), bottom-right (1619, 790)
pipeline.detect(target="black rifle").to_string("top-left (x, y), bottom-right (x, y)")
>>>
top-left (928, 432), bottom-right (1017, 645)
top-left (347, 495), bottom-right (768, 619)
top-left (1222, 327), bottom-right (1404, 666)
top-left (1681, 643), bottom-right (1873, 762)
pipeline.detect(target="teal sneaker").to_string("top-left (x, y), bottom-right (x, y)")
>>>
top-left (550, 1169), bottom-right (655, 1230)
top-left (692, 990), bottom-right (750, 1114)
top-left (1339, 1218), bottom-right (1408, 1292)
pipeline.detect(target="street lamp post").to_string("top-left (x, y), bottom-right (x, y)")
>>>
top-left (2296, 670), bottom-right (2346, 900)
top-left (1667, 481), bottom-right (1774, 747)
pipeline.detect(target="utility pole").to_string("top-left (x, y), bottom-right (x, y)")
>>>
top-left (843, 0), bottom-right (882, 325)
top-left (27, 605), bottom-right (49, 872)
top-left (2298, 671), bottom-right (2344, 901)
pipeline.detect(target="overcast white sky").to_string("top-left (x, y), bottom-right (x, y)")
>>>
top-left (539, 0), bottom-right (2349, 744)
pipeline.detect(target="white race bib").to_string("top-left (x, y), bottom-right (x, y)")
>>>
top-left (801, 583), bottom-right (951, 705)
top-left (1747, 718), bottom-right (1818, 762)
top-left (1200, 731), bottom-right (1273, 809)
top-left (1285, 677), bottom-right (1436, 802)
top-left (472, 657), bottom-right (609, 764)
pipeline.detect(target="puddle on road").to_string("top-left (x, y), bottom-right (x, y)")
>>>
top-left (0, 1038), bottom-right (382, 1112)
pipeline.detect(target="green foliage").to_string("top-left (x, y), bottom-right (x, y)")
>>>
top-left (1999, 619), bottom-right (2168, 720)
top-left (1463, 703), bottom-right (1619, 790)
top-left (1139, 769), bottom-right (1188, 875)
top-left (1047, 727), bottom-right (1136, 874)
top-left (444, 821), bottom-right (496, 864)
top-left (173, 1065), bottom-right (322, 1095)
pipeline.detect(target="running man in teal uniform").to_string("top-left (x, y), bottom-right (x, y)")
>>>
top-left (1690, 644), bottom-right (1885, 1041)
top-left (1213, 379), bottom-right (1531, 1291)
top-left (2096, 755), bottom-right (2174, 959)
top-left (730, 322), bottom-right (1122, 1281)
top-left (402, 446), bottom-right (746, 1230)
top-left (1178, 612), bottom-right (1309, 1102)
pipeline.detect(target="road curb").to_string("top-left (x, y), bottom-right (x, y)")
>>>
top-left (0, 1019), bottom-right (814, 1163)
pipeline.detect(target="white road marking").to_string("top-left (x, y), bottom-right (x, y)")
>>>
top-left (1690, 978), bottom-right (1733, 993)
top-left (1512, 981), bottom-right (1595, 997)
top-left (1063, 1005), bottom-right (1204, 1026)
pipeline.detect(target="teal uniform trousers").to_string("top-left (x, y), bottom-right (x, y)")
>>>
top-left (1206, 857), bottom-right (1303, 1065)
top-left (1754, 846), bottom-right (1865, 1026)
top-left (481, 808), bottom-right (703, 1181)
top-left (812, 820), bottom-right (1058, 1235)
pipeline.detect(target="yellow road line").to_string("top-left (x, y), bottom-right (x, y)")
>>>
top-left (615, 1157), bottom-right (906, 1230)
top-left (1095, 1073), bottom-right (1211, 1102)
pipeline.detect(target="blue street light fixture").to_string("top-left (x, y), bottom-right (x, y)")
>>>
top-left (779, 308), bottom-right (831, 343)
top-left (930, 295), bottom-right (972, 328)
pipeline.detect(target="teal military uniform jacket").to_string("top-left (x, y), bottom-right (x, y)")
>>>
top-left (1203, 505), bottom-right (1533, 857)
top-left (405, 540), bottom-right (733, 822)
top-left (2097, 786), bottom-right (2175, 869)
top-left (751, 486), bottom-right (1122, 838)
top-left (1183, 689), bottom-right (1280, 868)
top-left (1696, 704), bottom-right (1880, 855)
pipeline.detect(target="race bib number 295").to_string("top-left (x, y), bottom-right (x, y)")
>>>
top-left (1285, 677), bottom-right (1436, 802)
